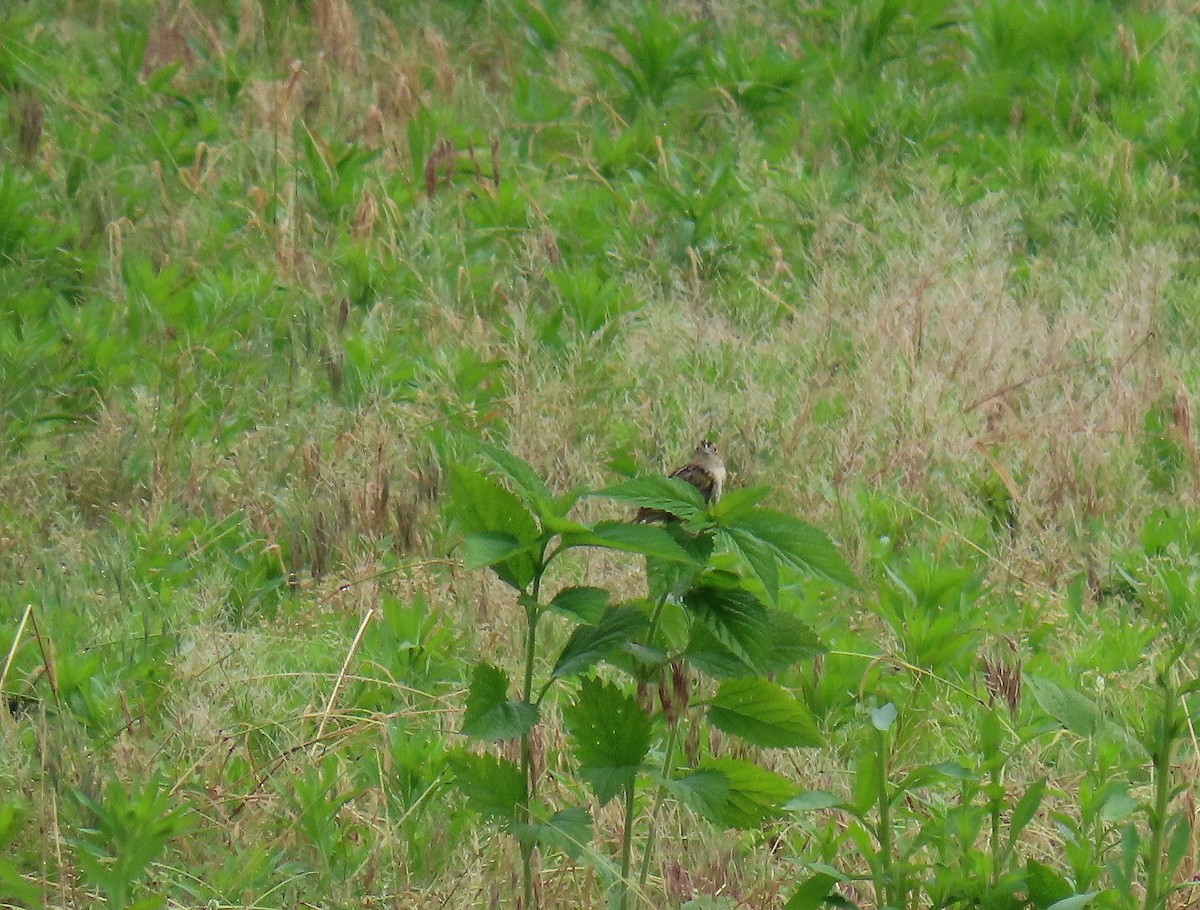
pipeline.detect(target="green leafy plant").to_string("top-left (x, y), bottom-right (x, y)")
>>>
top-left (446, 444), bottom-right (854, 908)
top-left (587, 9), bottom-right (706, 115)
top-left (0, 800), bottom-right (39, 905)
top-left (67, 776), bottom-right (190, 910)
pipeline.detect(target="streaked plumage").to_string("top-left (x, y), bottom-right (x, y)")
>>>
top-left (635, 439), bottom-right (726, 522)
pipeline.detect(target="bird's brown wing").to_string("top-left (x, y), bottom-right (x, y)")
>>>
top-left (670, 462), bottom-right (719, 502)
top-left (634, 461), bottom-right (717, 522)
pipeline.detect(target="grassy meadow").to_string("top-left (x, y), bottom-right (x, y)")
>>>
top-left (5, 0), bottom-right (1200, 907)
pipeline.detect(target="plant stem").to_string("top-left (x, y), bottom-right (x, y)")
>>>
top-left (519, 578), bottom-right (543, 910)
top-left (618, 778), bottom-right (637, 910)
top-left (873, 724), bottom-right (895, 909)
top-left (645, 587), bottom-right (673, 644)
top-left (989, 762), bottom-right (1002, 889)
top-left (636, 722), bottom-right (682, 897)
top-left (1143, 672), bottom-right (1176, 910)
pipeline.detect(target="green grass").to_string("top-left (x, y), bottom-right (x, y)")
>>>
top-left (4, 0), bottom-right (1200, 907)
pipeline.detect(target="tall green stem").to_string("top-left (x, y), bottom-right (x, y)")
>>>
top-left (519, 577), bottom-right (542, 910)
top-left (1143, 672), bottom-right (1177, 910)
top-left (989, 762), bottom-right (1002, 889)
top-left (645, 587), bottom-right (672, 644)
top-left (873, 724), bottom-right (895, 909)
top-left (636, 722), bottom-right (682, 898)
top-left (618, 778), bottom-right (637, 910)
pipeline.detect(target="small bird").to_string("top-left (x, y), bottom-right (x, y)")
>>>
top-left (636, 439), bottom-right (727, 522)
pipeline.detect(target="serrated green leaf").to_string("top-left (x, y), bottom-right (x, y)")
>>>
top-left (723, 527), bottom-right (780, 603)
top-left (698, 758), bottom-right (795, 829)
top-left (761, 609), bottom-right (826, 672)
top-left (710, 485), bottom-right (770, 520)
top-left (561, 521), bottom-right (702, 564)
top-left (516, 806), bottom-right (592, 859)
top-left (461, 663), bottom-right (539, 741)
top-left (663, 769), bottom-right (730, 823)
top-left (683, 580), bottom-right (770, 672)
top-left (563, 677), bottom-right (652, 805)
top-left (548, 586), bottom-right (610, 623)
top-left (552, 607), bottom-right (649, 679)
top-left (464, 531), bottom-right (538, 571)
top-left (448, 465), bottom-right (541, 591)
top-left (684, 622), bottom-right (755, 678)
top-left (708, 678), bottom-right (821, 748)
top-left (723, 509), bottom-right (857, 589)
top-left (448, 752), bottom-right (524, 824)
top-left (477, 442), bottom-right (555, 512)
top-left (591, 475), bottom-right (707, 522)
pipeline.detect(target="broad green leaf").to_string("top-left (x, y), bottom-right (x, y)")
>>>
top-left (476, 442), bottom-right (555, 512)
top-left (540, 510), bottom-right (591, 535)
top-left (682, 580), bottom-right (770, 672)
top-left (515, 806), bottom-right (592, 859)
top-left (722, 509), bottom-right (857, 589)
top-left (551, 606), bottom-right (649, 679)
top-left (851, 745), bottom-right (879, 815)
top-left (1166, 812), bottom-right (1191, 877)
top-left (723, 527), bottom-right (780, 603)
top-left (591, 475), bottom-right (707, 522)
top-left (760, 609), bottom-right (826, 672)
top-left (930, 761), bottom-right (975, 781)
top-left (461, 663), bottom-right (539, 741)
top-left (663, 769), bottom-right (729, 822)
top-left (563, 677), bottom-right (652, 805)
top-left (1115, 824), bottom-right (1139, 892)
top-left (698, 758), bottom-right (795, 829)
top-left (784, 790), bottom-right (843, 812)
top-left (1024, 675), bottom-right (1101, 738)
top-left (448, 752), bottom-right (524, 824)
top-left (710, 484), bottom-right (770, 521)
top-left (684, 622), bottom-right (756, 679)
top-left (708, 678), bottom-right (821, 748)
top-left (464, 531), bottom-right (538, 571)
top-left (561, 521), bottom-right (702, 564)
top-left (785, 871), bottom-right (844, 910)
top-left (1008, 778), bottom-right (1046, 845)
top-left (1026, 860), bottom-right (1073, 907)
top-left (448, 465), bottom-right (541, 590)
top-left (548, 586), bottom-right (610, 623)
top-left (1099, 787), bottom-right (1137, 822)
top-left (646, 529), bottom-right (713, 602)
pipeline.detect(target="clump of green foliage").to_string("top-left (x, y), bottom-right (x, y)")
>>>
top-left (4, 0), bottom-right (1200, 908)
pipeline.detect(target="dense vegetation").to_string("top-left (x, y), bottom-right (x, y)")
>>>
top-left (4, 0), bottom-right (1200, 907)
